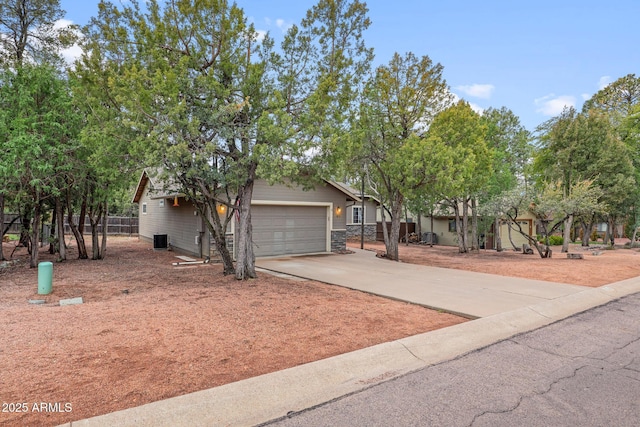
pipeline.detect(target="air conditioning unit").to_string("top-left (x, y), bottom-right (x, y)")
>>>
top-left (153, 234), bottom-right (168, 250)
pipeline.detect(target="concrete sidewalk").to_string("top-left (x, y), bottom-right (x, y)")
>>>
top-left (256, 249), bottom-right (586, 318)
top-left (61, 252), bottom-right (640, 427)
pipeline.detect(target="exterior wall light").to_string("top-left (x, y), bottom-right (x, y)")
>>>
top-left (336, 206), bottom-right (342, 216)
top-left (217, 204), bottom-right (227, 215)
top-left (173, 196), bottom-right (179, 207)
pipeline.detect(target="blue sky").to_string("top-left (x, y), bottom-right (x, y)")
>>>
top-left (60, 0), bottom-right (639, 132)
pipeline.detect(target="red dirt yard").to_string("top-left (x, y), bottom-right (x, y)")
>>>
top-left (2, 237), bottom-right (638, 426)
top-left (350, 240), bottom-right (640, 287)
top-left (1, 237), bottom-right (465, 427)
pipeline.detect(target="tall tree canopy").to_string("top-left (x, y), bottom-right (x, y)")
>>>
top-left (79, 0), bottom-right (372, 279)
top-left (0, 0), bottom-right (77, 66)
top-left (479, 107), bottom-right (532, 251)
top-left (582, 74), bottom-right (640, 119)
top-left (424, 100), bottom-right (491, 253)
top-left (534, 107), bottom-right (634, 248)
top-left (0, 0), bottom-right (78, 262)
top-left (351, 52), bottom-right (451, 260)
top-left (0, 64), bottom-right (81, 266)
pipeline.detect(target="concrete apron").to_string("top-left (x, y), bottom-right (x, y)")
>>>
top-left (256, 249), bottom-right (587, 319)
top-left (63, 276), bottom-right (640, 427)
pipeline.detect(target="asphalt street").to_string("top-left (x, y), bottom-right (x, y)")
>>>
top-left (264, 293), bottom-right (640, 427)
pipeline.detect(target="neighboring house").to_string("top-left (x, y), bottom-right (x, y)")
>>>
top-left (331, 182), bottom-right (379, 242)
top-left (132, 171), bottom-right (360, 258)
top-left (419, 212), bottom-right (536, 249)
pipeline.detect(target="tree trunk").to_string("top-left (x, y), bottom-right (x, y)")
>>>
top-left (78, 197), bottom-right (86, 235)
top-left (66, 192), bottom-right (88, 259)
top-left (48, 207), bottom-right (56, 254)
top-left (100, 200), bottom-right (108, 259)
top-left (562, 214), bottom-right (573, 253)
top-left (207, 206), bottom-right (235, 275)
top-left (453, 201), bottom-right (466, 253)
top-left (380, 203), bottom-right (390, 252)
top-left (20, 213), bottom-right (31, 249)
top-left (235, 176), bottom-right (257, 280)
top-left (429, 212), bottom-right (434, 248)
top-left (603, 217), bottom-right (612, 246)
top-left (580, 220), bottom-right (593, 247)
top-left (29, 202), bottom-right (41, 268)
top-left (631, 223), bottom-right (639, 247)
top-left (360, 178), bottom-right (365, 250)
top-left (404, 206), bottom-right (409, 246)
top-left (0, 195), bottom-right (5, 261)
top-left (462, 198), bottom-right (469, 252)
top-left (607, 217), bottom-right (615, 246)
top-left (471, 198), bottom-right (478, 251)
top-left (90, 202), bottom-right (104, 260)
top-left (56, 197), bottom-right (66, 261)
top-left (495, 218), bottom-right (502, 252)
top-left (507, 222), bottom-right (519, 250)
top-left (386, 192), bottom-right (403, 261)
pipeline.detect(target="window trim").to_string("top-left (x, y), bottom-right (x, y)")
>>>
top-left (351, 205), bottom-right (364, 225)
top-left (142, 202), bottom-right (147, 215)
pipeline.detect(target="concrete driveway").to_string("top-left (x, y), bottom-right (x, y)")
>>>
top-left (256, 249), bottom-right (587, 318)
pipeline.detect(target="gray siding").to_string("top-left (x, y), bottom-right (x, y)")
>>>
top-left (252, 180), bottom-right (348, 231)
top-left (138, 188), bottom-right (209, 257)
top-left (345, 199), bottom-right (377, 225)
top-left (138, 177), bottom-right (353, 258)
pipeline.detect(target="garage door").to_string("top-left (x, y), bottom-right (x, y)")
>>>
top-left (252, 205), bottom-right (328, 257)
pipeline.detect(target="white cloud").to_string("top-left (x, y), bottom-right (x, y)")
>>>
top-left (61, 44), bottom-right (83, 65)
top-left (598, 75), bottom-right (612, 90)
top-left (581, 93), bottom-right (591, 101)
top-left (255, 30), bottom-right (267, 42)
top-left (534, 94), bottom-right (576, 116)
top-left (448, 91), bottom-right (483, 115)
top-left (469, 102), bottom-right (484, 115)
top-left (53, 18), bottom-right (73, 30)
top-left (53, 19), bottom-right (83, 65)
top-left (455, 83), bottom-right (495, 99)
top-left (275, 18), bottom-right (293, 32)
top-left (257, 17), bottom-right (292, 37)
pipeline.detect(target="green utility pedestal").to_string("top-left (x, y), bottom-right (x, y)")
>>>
top-left (38, 261), bottom-right (53, 295)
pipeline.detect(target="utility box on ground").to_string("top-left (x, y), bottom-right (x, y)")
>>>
top-left (38, 262), bottom-right (53, 295)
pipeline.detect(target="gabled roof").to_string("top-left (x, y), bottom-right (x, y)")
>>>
top-left (133, 169), bottom-right (365, 204)
top-left (131, 170), bottom-right (151, 204)
top-left (324, 181), bottom-right (362, 203)
top-left (131, 170), bottom-right (184, 203)
top-left (329, 181), bottom-right (380, 204)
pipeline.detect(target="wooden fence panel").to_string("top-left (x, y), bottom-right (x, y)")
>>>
top-left (3, 214), bottom-right (138, 236)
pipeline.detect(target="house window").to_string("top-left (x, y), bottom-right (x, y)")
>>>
top-left (352, 206), bottom-right (364, 224)
top-left (448, 219), bottom-right (456, 232)
top-left (142, 203), bottom-right (147, 215)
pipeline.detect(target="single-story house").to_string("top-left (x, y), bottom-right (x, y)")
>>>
top-left (419, 213), bottom-right (536, 249)
top-left (132, 171), bottom-right (360, 258)
top-left (330, 182), bottom-right (379, 242)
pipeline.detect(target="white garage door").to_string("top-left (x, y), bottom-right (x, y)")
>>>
top-left (252, 205), bottom-right (328, 257)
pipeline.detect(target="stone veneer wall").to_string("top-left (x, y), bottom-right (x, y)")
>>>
top-left (346, 224), bottom-right (377, 241)
top-left (331, 230), bottom-right (347, 252)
